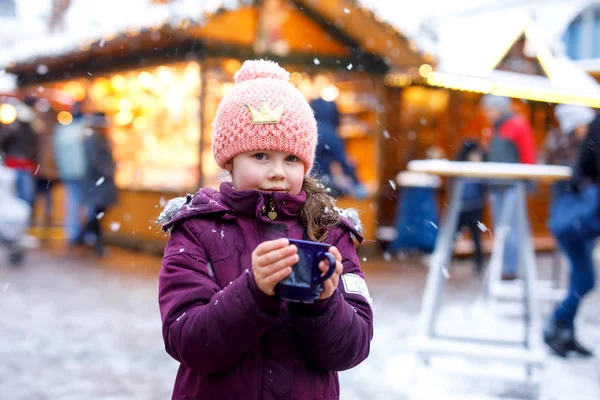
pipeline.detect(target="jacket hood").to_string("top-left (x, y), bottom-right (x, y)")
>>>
top-left (157, 182), bottom-right (363, 242)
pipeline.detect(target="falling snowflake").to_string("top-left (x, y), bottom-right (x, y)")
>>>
top-left (220, 230), bottom-right (225, 239)
top-left (215, 300), bottom-right (219, 305)
top-left (343, 8), bottom-right (350, 14)
top-left (36, 64), bottom-right (48, 75)
top-left (442, 266), bottom-right (450, 279)
top-left (388, 180), bottom-right (397, 190)
top-left (207, 263), bottom-right (215, 277)
top-left (313, 58), bottom-right (321, 65)
top-left (99, 39), bottom-right (105, 47)
top-left (477, 221), bottom-right (488, 232)
top-left (110, 222), bottom-right (121, 232)
top-left (429, 221), bottom-right (438, 229)
top-left (159, 197), bottom-right (166, 207)
top-left (383, 252), bottom-right (392, 262)
top-left (176, 312), bottom-right (187, 322)
top-left (363, 257), bottom-right (367, 262)
top-left (96, 176), bottom-right (105, 186)
top-left (324, 144), bottom-right (330, 150)
top-left (347, 63), bottom-right (353, 70)
top-left (179, 248), bottom-right (185, 253)
top-left (96, 212), bottom-right (105, 220)
top-left (34, 165), bottom-right (40, 175)
top-left (383, 130), bottom-right (390, 139)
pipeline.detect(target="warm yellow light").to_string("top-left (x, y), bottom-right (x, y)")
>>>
top-left (290, 72), bottom-right (303, 87)
top-left (421, 71), bottom-right (600, 108)
top-left (419, 64), bottom-right (433, 78)
top-left (113, 129), bottom-right (127, 145)
top-left (111, 74), bottom-right (127, 91)
top-left (221, 83), bottom-right (234, 97)
top-left (0, 104), bottom-right (17, 124)
top-left (224, 59), bottom-right (242, 76)
top-left (115, 110), bottom-right (133, 126)
top-left (138, 71), bottom-right (155, 89)
top-left (118, 99), bottom-right (132, 111)
top-left (133, 116), bottom-right (149, 130)
top-left (91, 78), bottom-right (110, 99)
top-left (185, 62), bottom-right (200, 84)
top-left (186, 62), bottom-right (200, 74)
top-left (63, 81), bottom-right (86, 102)
top-left (320, 84), bottom-right (339, 102)
top-left (157, 67), bottom-right (173, 85)
top-left (57, 111), bottom-right (73, 125)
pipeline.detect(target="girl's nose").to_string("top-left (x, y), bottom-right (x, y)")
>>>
top-left (268, 162), bottom-right (285, 180)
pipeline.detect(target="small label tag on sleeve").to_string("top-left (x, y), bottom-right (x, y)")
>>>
top-left (341, 273), bottom-right (372, 305)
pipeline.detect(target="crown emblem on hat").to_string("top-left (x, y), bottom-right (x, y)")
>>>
top-left (245, 99), bottom-right (284, 124)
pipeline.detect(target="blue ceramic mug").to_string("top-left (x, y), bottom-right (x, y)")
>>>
top-left (274, 239), bottom-right (337, 303)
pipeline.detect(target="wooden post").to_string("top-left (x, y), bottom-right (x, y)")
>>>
top-left (377, 85), bottom-right (408, 242)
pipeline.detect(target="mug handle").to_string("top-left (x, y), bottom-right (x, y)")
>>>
top-left (314, 252), bottom-right (337, 285)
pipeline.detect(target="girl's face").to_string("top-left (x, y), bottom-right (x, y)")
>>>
top-left (226, 150), bottom-right (305, 195)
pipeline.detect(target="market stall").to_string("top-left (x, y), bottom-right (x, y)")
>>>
top-left (378, 9), bottom-right (600, 250)
top-left (4, 0), bottom-right (427, 251)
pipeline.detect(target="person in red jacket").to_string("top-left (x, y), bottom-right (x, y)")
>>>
top-left (157, 60), bottom-right (373, 400)
top-left (482, 95), bottom-right (537, 280)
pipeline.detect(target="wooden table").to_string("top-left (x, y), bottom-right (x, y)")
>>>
top-left (407, 160), bottom-right (572, 389)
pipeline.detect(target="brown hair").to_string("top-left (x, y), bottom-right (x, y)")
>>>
top-left (299, 176), bottom-right (340, 242)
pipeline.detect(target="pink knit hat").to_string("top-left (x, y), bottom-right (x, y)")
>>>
top-left (212, 60), bottom-right (317, 172)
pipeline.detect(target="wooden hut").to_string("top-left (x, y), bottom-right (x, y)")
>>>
top-left (3, 0), bottom-right (428, 252)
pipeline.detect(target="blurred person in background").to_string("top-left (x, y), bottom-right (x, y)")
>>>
top-left (454, 139), bottom-right (487, 276)
top-left (0, 97), bottom-right (40, 209)
top-left (53, 102), bottom-right (86, 247)
top-left (311, 89), bottom-right (366, 199)
top-left (481, 94), bottom-right (537, 280)
top-left (79, 112), bottom-right (117, 257)
top-left (544, 104), bottom-right (597, 358)
top-left (30, 98), bottom-right (57, 238)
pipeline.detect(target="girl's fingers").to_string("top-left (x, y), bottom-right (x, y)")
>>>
top-left (318, 260), bottom-right (343, 276)
top-left (254, 238), bottom-right (289, 257)
top-left (258, 245), bottom-right (297, 266)
top-left (335, 260), bottom-right (343, 274)
top-left (263, 253), bottom-right (299, 275)
top-left (264, 266), bottom-right (292, 287)
top-left (328, 246), bottom-right (342, 262)
top-left (318, 260), bottom-right (331, 276)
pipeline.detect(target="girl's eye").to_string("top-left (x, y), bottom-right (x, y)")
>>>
top-left (286, 155), bottom-right (299, 162)
top-left (253, 153), bottom-right (268, 161)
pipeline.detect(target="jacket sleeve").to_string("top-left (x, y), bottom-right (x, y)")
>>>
top-left (158, 221), bottom-right (283, 374)
top-left (288, 230), bottom-right (373, 371)
top-left (515, 119), bottom-right (537, 164)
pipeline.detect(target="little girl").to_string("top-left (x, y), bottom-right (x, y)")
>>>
top-left (157, 60), bottom-right (373, 400)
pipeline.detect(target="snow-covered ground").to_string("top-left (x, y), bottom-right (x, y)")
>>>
top-left (0, 245), bottom-right (598, 399)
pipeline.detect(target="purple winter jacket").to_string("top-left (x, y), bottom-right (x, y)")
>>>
top-left (158, 182), bottom-right (373, 400)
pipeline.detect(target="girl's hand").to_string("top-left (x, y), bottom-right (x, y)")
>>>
top-left (318, 246), bottom-right (343, 300)
top-left (252, 239), bottom-right (298, 296)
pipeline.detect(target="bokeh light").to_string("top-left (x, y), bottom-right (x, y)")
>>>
top-left (57, 111), bottom-right (73, 125)
top-left (0, 103), bottom-right (17, 124)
